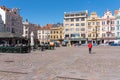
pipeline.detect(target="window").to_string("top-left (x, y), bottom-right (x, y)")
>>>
top-left (81, 28), bottom-right (85, 31)
top-left (65, 19), bottom-right (69, 22)
top-left (88, 22), bottom-right (91, 26)
top-left (81, 23), bottom-right (85, 26)
top-left (81, 18), bottom-right (85, 21)
top-left (71, 14), bottom-right (74, 17)
top-left (76, 28), bottom-right (80, 31)
top-left (71, 34), bottom-right (75, 37)
top-left (81, 34), bottom-right (85, 38)
top-left (112, 33), bottom-right (115, 37)
top-left (111, 21), bottom-right (114, 24)
top-left (71, 34), bottom-right (80, 38)
top-left (88, 34), bottom-right (91, 37)
top-left (111, 27), bottom-right (115, 31)
top-left (65, 29), bottom-right (69, 31)
top-left (65, 15), bottom-right (69, 17)
top-left (117, 32), bottom-right (120, 36)
top-left (96, 22), bottom-right (100, 25)
top-left (117, 26), bottom-right (120, 30)
top-left (117, 21), bottom-right (119, 25)
top-left (102, 21), bottom-right (105, 25)
top-left (76, 18), bottom-right (79, 21)
top-left (92, 22), bottom-right (95, 25)
top-left (93, 34), bottom-right (95, 37)
top-left (76, 14), bottom-right (80, 16)
top-left (70, 28), bottom-right (74, 31)
top-left (42, 31), bottom-right (44, 34)
top-left (70, 24), bottom-right (74, 26)
top-left (71, 19), bottom-right (74, 22)
top-left (76, 23), bottom-right (79, 26)
top-left (102, 33), bottom-right (106, 37)
top-left (65, 34), bottom-right (69, 38)
top-left (25, 31), bottom-right (28, 34)
top-left (81, 13), bottom-right (85, 16)
top-left (12, 22), bottom-right (14, 26)
top-left (11, 28), bottom-right (15, 33)
top-left (107, 20), bottom-right (109, 25)
top-left (65, 24), bottom-right (69, 27)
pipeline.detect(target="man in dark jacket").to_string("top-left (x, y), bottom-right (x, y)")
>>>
top-left (88, 42), bottom-right (92, 54)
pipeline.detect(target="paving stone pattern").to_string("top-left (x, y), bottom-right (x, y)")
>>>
top-left (0, 46), bottom-right (120, 80)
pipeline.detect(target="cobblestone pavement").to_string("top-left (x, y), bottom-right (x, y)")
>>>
top-left (0, 46), bottom-right (120, 80)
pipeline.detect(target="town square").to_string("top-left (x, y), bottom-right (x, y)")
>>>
top-left (0, 0), bottom-right (120, 80)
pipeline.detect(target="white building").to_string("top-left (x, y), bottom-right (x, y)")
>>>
top-left (64, 10), bottom-right (88, 44)
top-left (0, 6), bottom-right (23, 34)
top-left (37, 24), bottom-right (53, 43)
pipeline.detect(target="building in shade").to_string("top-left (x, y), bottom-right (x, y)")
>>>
top-left (0, 6), bottom-right (23, 45)
top-left (101, 10), bottom-right (116, 43)
top-left (22, 21), bottom-right (40, 45)
top-left (87, 12), bottom-right (102, 44)
top-left (0, 15), bottom-right (4, 32)
top-left (64, 10), bottom-right (88, 45)
top-left (0, 6), bottom-right (23, 34)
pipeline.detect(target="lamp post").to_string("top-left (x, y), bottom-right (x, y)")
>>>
top-left (107, 19), bottom-right (111, 43)
top-left (96, 25), bottom-right (97, 44)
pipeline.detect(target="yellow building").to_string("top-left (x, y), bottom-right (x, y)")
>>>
top-left (50, 24), bottom-right (64, 43)
top-left (87, 12), bottom-right (102, 44)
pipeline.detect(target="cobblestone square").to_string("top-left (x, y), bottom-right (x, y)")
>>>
top-left (0, 46), bottom-right (120, 80)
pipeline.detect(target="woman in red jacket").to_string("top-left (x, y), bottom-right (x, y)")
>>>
top-left (88, 42), bottom-right (92, 54)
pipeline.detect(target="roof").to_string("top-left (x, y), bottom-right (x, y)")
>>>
top-left (0, 6), bottom-right (11, 12)
top-left (0, 32), bottom-right (22, 38)
top-left (38, 24), bottom-right (53, 30)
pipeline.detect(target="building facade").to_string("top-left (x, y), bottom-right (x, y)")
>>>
top-left (0, 6), bottom-right (23, 35)
top-left (101, 10), bottom-right (116, 43)
top-left (22, 21), bottom-right (40, 45)
top-left (37, 24), bottom-right (53, 43)
top-left (64, 10), bottom-right (88, 45)
top-left (0, 14), bottom-right (4, 32)
top-left (50, 23), bottom-right (64, 43)
top-left (115, 9), bottom-right (120, 40)
top-left (87, 12), bottom-right (102, 44)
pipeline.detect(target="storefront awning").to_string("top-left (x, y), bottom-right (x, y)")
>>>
top-left (0, 32), bottom-right (22, 38)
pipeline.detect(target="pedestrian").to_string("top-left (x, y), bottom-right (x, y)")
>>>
top-left (88, 41), bottom-right (92, 54)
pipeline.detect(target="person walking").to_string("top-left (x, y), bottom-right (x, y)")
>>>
top-left (88, 41), bottom-right (92, 54)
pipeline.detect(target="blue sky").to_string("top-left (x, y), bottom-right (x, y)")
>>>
top-left (0, 0), bottom-right (120, 26)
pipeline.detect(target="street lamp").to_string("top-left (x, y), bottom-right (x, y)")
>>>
top-left (107, 19), bottom-right (111, 43)
top-left (96, 25), bottom-right (97, 44)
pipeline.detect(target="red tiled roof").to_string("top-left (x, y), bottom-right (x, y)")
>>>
top-left (39, 24), bottom-right (53, 30)
top-left (0, 6), bottom-right (11, 12)
top-left (114, 10), bottom-right (119, 15)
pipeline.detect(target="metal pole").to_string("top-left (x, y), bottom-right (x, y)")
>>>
top-left (96, 26), bottom-right (97, 44)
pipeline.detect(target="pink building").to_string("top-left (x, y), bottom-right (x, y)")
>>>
top-left (101, 10), bottom-right (116, 43)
